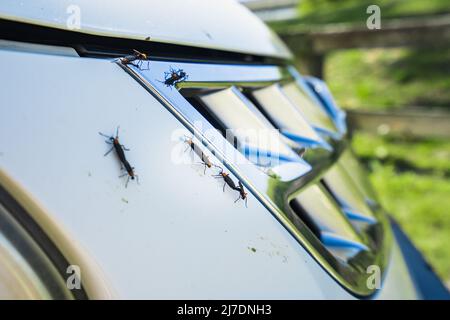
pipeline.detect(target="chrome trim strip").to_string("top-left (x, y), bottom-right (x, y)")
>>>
top-left (251, 83), bottom-right (332, 150)
top-left (288, 67), bottom-right (347, 136)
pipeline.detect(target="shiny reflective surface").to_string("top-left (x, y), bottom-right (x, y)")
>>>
top-left (119, 59), bottom-right (391, 297)
top-left (338, 149), bottom-right (379, 203)
top-left (291, 184), bottom-right (368, 261)
top-left (323, 163), bottom-right (377, 226)
top-left (289, 68), bottom-right (347, 135)
top-left (200, 87), bottom-right (301, 165)
top-left (252, 84), bottom-right (329, 149)
top-left (281, 82), bottom-right (337, 133)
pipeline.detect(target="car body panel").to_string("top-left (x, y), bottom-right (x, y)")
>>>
top-left (0, 0), bottom-right (291, 59)
top-left (0, 47), bottom-right (344, 299)
top-left (0, 46), bottom-right (421, 299)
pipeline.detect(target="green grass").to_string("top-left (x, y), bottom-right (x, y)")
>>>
top-left (299, 0), bottom-right (450, 24)
top-left (270, 0), bottom-right (450, 29)
top-left (325, 48), bottom-right (450, 110)
top-left (352, 133), bottom-right (450, 282)
top-left (270, 0), bottom-right (450, 110)
top-left (352, 133), bottom-right (450, 174)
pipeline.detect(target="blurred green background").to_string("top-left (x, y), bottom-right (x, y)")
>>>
top-left (270, 0), bottom-right (450, 286)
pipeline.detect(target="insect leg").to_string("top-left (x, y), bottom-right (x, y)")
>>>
top-left (191, 162), bottom-right (207, 173)
top-left (104, 147), bottom-right (114, 157)
top-left (211, 167), bottom-right (223, 177)
top-left (139, 60), bottom-right (150, 71)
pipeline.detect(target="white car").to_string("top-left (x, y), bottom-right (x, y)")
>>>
top-left (0, 0), bottom-right (447, 300)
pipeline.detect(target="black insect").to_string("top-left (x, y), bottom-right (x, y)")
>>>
top-left (119, 49), bottom-right (150, 70)
top-left (213, 167), bottom-right (238, 192)
top-left (235, 181), bottom-right (248, 207)
top-left (184, 136), bottom-right (213, 173)
top-left (160, 67), bottom-right (188, 87)
top-left (99, 126), bottom-right (139, 187)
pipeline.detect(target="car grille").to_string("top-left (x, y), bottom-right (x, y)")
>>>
top-left (118, 59), bottom-right (391, 297)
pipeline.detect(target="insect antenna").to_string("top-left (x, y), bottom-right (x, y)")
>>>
top-left (99, 132), bottom-right (111, 139)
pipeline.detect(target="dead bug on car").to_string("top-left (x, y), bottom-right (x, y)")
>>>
top-left (212, 167), bottom-right (238, 192)
top-left (99, 126), bottom-right (139, 187)
top-left (183, 136), bottom-right (213, 173)
top-left (235, 181), bottom-right (248, 207)
top-left (99, 126), bottom-right (129, 158)
top-left (160, 67), bottom-right (188, 87)
top-left (119, 49), bottom-right (150, 70)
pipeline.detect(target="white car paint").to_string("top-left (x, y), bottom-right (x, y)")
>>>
top-left (0, 0), bottom-right (291, 59)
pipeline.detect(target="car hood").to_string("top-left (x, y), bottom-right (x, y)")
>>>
top-left (0, 0), bottom-right (292, 59)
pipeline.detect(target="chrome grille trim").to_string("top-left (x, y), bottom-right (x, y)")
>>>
top-left (117, 59), bottom-right (391, 297)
